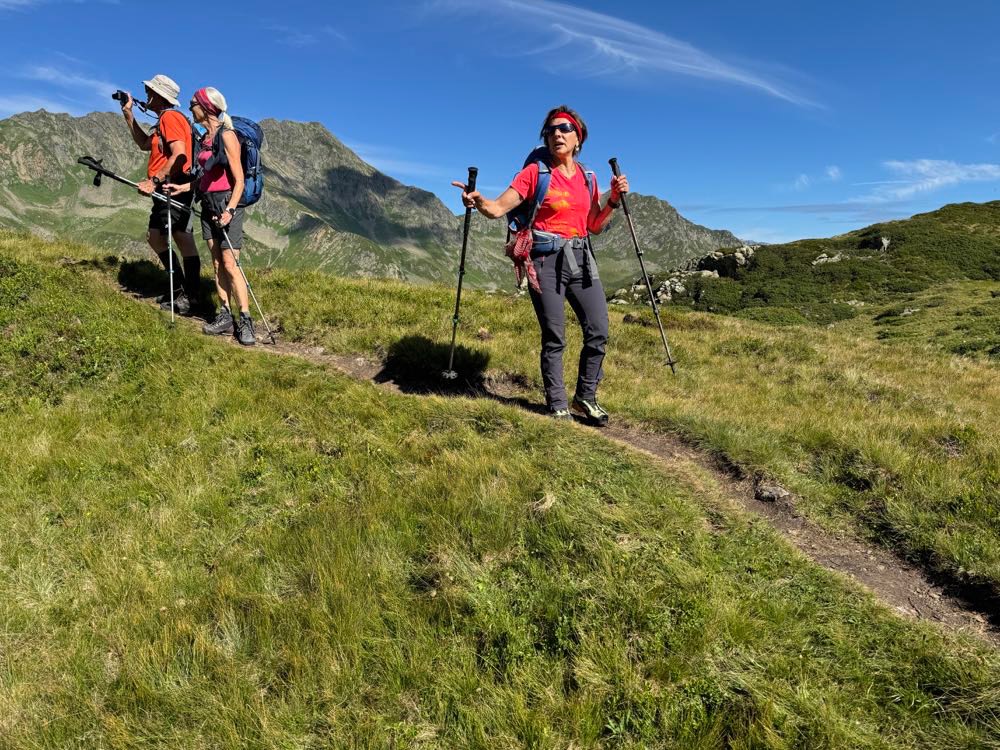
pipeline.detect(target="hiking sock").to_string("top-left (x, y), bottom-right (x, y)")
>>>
top-left (182, 255), bottom-right (202, 305)
top-left (156, 250), bottom-right (186, 295)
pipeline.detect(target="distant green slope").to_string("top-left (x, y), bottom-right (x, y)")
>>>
top-left (675, 201), bottom-right (1000, 325)
top-left (3, 231), bottom-right (1000, 749)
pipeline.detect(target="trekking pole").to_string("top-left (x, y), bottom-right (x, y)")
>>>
top-left (442, 166), bottom-right (477, 380)
top-left (78, 158), bottom-right (188, 322)
top-left (166, 186), bottom-right (176, 323)
top-left (79, 157), bottom-right (274, 338)
top-left (79, 156), bottom-right (197, 214)
top-left (609, 158), bottom-right (677, 374)
top-left (219, 225), bottom-right (277, 345)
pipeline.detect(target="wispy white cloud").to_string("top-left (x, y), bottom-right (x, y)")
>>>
top-left (265, 23), bottom-right (347, 47)
top-left (782, 165), bottom-right (840, 192)
top-left (1, 0), bottom-right (117, 9)
top-left (690, 199), bottom-right (914, 227)
top-left (0, 94), bottom-right (77, 117)
top-left (729, 226), bottom-right (800, 244)
top-left (20, 65), bottom-right (119, 99)
top-left (346, 140), bottom-right (449, 179)
top-left (426, 0), bottom-right (817, 107)
top-left (863, 159), bottom-right (1000, 201)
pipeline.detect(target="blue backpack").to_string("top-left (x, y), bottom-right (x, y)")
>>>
top-left (506, 146), bottom-right (596, 233)
top-left (201, 116), bottom-right (265, 206)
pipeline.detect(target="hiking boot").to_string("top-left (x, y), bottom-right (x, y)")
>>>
top-left (202, 307), bottom-right (234, 336)
top-left (572, 396), bottom-right (609, 427)
top-left (235, 312), bottom-right (256, 346)
top-left (160, 291), bottom-right (191, 316)
top-left (549, 408), bottom-right (573, 421)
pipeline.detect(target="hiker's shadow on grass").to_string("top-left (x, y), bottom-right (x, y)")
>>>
top-left (116, 258), bottom-right (167, 299)
top-left (79, 255), bottom-right (215, 311)
top-left (376, 335), bottom-right (547, 415)
top-left (376, 335), bottom-right (489, 394)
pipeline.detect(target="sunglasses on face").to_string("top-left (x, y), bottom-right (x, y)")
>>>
top-left (542, 122), bottom-right (576, 137)
top-left (189, 101), bottom-right (201, 111)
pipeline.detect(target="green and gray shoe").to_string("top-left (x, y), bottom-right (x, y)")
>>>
top-left (550, 408), bottom-right (574, 421)
top-left (572, 396), bottom-right (609, 427)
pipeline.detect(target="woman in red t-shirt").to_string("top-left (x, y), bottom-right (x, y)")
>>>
top-left (453, 106), bottom-right (628, 425)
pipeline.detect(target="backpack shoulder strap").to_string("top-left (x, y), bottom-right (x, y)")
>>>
top-left (202, 127), bottom-right (232, 174)
top-left (528, 161), bottom-right (551, 229)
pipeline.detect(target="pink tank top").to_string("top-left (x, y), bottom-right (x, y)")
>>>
top-left (197, 133), bottom-right (232, 194)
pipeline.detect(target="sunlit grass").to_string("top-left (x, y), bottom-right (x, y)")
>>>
top-left (3, 230), bottom-right (1000, 747)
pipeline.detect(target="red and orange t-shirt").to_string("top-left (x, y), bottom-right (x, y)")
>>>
top-left (148, 110), bottom-right (192, 179)
top-left (510, 162), bottom-right (599, 238)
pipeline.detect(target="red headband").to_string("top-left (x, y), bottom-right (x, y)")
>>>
top-left (550, 113), bottom-right (583, 141)
top-left (194, 88), bottom-right (221, 116)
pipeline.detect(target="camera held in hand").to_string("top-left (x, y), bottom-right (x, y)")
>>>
top-left (111, 90), bottom-right (129, 104)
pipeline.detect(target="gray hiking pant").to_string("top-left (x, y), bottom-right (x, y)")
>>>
top-left (528, 239), bottom-right (609, 411)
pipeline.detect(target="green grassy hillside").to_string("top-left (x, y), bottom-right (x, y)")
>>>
top-left (2, 230), bottom-right (999, 747)
top-left (172, 252), bottom-right (998, 604)
top-left (681, 201), bottom-right (1000, 326)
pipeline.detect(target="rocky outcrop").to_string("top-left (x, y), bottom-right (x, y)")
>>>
top-left (609, 244), bottom-right (759, 305)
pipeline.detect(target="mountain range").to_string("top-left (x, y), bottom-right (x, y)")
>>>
top-left (0, 110), bottom-right (741, 290)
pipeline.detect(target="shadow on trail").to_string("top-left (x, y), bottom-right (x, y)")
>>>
top-left (376, 335), bottom-right (547, 415)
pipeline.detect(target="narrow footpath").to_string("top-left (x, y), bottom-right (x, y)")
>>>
top-left (107, 274), bottom-right (1000, 648)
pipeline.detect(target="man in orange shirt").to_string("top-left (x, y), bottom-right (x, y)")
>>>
top-left (120, 74), bottom-right (201, 314)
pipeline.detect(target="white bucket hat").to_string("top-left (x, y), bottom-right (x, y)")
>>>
top-left (142, 74), bottom-right (180, 106)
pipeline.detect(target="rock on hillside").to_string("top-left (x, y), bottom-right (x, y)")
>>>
top-left (593, 193), bottom-right (741, 290)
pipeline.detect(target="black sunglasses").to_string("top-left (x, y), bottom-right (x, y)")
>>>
top-left (542, 122), bottom-right (576, 137)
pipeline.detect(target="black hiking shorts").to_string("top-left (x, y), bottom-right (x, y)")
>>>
top-left (200, 190), bottom-right (245, 249)
top-left (148, 187), bottom-right (193, 234)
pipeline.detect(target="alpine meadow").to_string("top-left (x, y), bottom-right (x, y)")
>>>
top-left (2, 0), bottom-right (1000, 747)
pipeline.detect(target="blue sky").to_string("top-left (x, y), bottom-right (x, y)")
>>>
top-left (2, 0), bottom-right (1000, 243)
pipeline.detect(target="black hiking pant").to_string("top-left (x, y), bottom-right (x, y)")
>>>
top-left (528, 241), bottom-right (609, 411)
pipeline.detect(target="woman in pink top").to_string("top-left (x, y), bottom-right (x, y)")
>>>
top-left (167, 87), bottom-right (255, 346)
top-left (453, 106), bottom-right (628, 425)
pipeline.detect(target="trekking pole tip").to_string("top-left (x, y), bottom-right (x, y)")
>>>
top-left (441, 369), bottom-right (458, 381)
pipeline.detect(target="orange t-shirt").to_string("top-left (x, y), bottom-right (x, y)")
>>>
top-left (148, 110), bottom-right (192, 179)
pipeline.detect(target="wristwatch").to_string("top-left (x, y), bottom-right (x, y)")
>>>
top-left (225, 207), bottom-right (236, 216)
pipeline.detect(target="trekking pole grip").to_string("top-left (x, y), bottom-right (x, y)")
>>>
top-left (608, 157), bottom-right (630, 216)
top-left (466, 167), bottom-right (478, 194)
